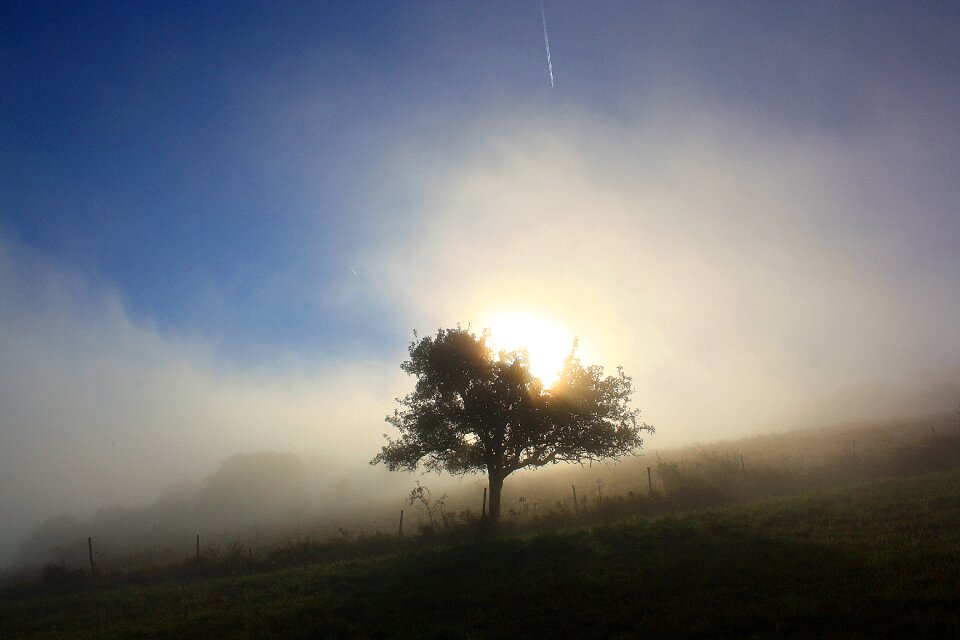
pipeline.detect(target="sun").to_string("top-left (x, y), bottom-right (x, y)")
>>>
top-left (482, 311), bottom-right (577, 387)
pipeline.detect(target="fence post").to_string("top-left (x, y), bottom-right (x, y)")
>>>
top-left (88, 537), bottom-right (95, 575)
top-left (647, 466), bottom-right (653, 497)
top-left (740, 453), bottom-right (745, 473)
top-left (481, 487), bottom-right (487, 519)
top-left (398, 510), bottom-right (404, 537)
top-left (196, 534), bottom-right (200, 560)
top-left (571, 485), bottom-right (579, 516)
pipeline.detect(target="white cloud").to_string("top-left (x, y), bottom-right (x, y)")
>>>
top-left (3, 101), bottom-right (959, 566)
top-left (0, 236), bottom-right (405, 565)
top-left (364, 105), bottom-right (960, 444)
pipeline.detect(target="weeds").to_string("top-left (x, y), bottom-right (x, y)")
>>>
top-left (11, 419), bottom-right (960, 587)
top-left (3, 468), bottom-right (958, 638)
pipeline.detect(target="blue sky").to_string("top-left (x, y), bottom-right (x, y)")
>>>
top-left (2, 1), bottom-right (960, 563)
top-left (3, 1), bottom-right (423, 358)
top-left (5, 1), bottom-right (956, 362)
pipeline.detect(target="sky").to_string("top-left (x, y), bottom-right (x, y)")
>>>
top-left (2, 1), bottom-right (960, 564)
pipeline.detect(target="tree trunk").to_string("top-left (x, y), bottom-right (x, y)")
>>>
top-left (487, 471), bottom-right (505, 525)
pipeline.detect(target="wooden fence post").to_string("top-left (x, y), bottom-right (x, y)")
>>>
top-left (87, 537), bottom-right (94, 575)
top-left (481, 487), bottom-right (488, 519)
top-left (740, 453), bottom-right (745, 473)
top-left (196, 534), bottom-right (200, 560)
top-left (572, 485), bottom-right (579, 516)
top-left (398, 510), bottom-right (404, 537)
top-left (647, 466), bottom-right (653, 497)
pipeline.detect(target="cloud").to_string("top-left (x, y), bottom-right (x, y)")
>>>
top-left (0, 236), bottom-right (405, 566)
top-left (363, 104), bottom-right (960, 444)
top-left (3, 97), bottom-right (959, 567)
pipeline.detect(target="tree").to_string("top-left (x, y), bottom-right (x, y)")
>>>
top-left (371, 326), bottom-right (653, 524)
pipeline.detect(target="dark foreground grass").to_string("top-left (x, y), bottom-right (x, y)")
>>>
top-left (3, 468), bottom-right (959, 639)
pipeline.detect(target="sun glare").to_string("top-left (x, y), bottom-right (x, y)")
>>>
top-left (483, 311), bottom-right (577, 387)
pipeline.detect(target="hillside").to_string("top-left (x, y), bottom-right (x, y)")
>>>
top-left (12, 416), bottom-right (959, 575)
top-left (3, 466), bottom-right (958, 639)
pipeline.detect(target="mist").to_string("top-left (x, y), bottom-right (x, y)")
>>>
top-left (364, 103), bottom-right (960, 441)
top-left (0, 236), bottom-right (413, 566)
top-left (5, 102), bottom-right (960, 570)
top-left (3, 1), bottom-right (960, 575)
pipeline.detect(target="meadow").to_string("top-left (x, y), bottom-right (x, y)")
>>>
top-left (2, 419), bottom-right (959, 638)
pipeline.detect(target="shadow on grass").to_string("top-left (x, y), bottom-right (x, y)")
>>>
top-left (201, 520), bottom-right (952, 639)
top-left (2, 522), bottom-right (954, 639)
top-left (4, 472), bottom-right (958, 639)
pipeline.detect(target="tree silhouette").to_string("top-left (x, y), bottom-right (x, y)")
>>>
top-left (372, 326), bottom-right (652, 524)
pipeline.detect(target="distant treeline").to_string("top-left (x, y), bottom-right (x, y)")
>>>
top-left (19, 452), bottom-right (309, 570)
top-left (16, 413), bottom-right (960, 576)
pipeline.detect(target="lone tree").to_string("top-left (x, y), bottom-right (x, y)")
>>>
top-left (372, 326), bottom-right (652, 524)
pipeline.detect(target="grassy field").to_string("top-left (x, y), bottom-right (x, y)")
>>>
top-left (3, 466), bottom-right (958, 639)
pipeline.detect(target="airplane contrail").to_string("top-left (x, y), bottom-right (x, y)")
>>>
top-left (540, 1), bottom-right (554, 88)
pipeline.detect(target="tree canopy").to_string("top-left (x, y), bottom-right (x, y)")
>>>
top-left (372, 326), bottom-right (652, 522)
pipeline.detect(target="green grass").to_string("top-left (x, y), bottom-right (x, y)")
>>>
top-left (4, 468), bottom-right (959, 639)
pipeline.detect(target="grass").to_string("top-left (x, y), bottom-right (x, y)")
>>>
top-left (3, 466), bottom-right (959, 638)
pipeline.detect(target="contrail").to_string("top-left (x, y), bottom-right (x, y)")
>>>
top-left (540, 1), bottom-right (554, 88)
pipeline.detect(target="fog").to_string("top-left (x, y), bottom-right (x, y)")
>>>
top-left (0, 104), bottom-right (960, 561)
top-left (3, 102), bottom-right (959, 565)
top-left (0, 237), bottom-right (410, 566)
top-left (3, 2), bottom-right (960, 571)
top-left (364, 104), bottom-right (960, 437)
